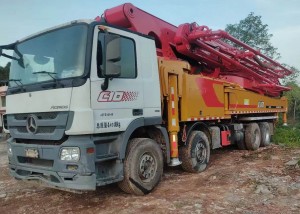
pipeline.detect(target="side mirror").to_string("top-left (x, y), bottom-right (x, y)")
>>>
top-left (103, 34), bottom-right (121, 77)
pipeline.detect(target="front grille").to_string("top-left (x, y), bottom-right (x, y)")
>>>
top-left (18, 156), bottom-right (54, 168)
top-left (14, 112), bottom-right (59, 120)
top-left (17, 126), bottom-right (56, 134)
top-left (37, 127), bottom-right (56, 134)
top-left (16, 136), bottom-right (68, 145)
top-left (7, 111), bottom-right (69, 141)
top-left (17, 127), bottom-right (27, 133)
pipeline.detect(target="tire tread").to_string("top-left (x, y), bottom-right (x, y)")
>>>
top-left (179, 131), bottom-right (210, 173)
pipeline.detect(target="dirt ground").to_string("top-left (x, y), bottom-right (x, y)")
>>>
top-left (0, 141), bottom-right (300, 214)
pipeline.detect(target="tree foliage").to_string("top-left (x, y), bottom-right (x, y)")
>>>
top-left (284, 82), bottom-right (300, 122)
top-left (282, 65), bottom-right (300, 85)
top-left (225, 12), bottom-right (280, 60)
top-left (0, 62), bottom-right (10, 85)
top-left (225, 12), bottom-right (300, 124)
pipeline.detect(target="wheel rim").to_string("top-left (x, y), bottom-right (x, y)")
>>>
top-left (139, 153), bottom-right (157, 182)
top-left (195, 142), bottom-right (206, 163)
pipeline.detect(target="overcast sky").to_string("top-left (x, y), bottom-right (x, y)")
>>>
top-left (1, 0), bottom-right (299, 77)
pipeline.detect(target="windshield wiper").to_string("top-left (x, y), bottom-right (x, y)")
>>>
top-left (9, 79), bottom-right (25, 92)
top-left (33, 71), bottom-right (64, 87)
top-left (33, 71), bottom-right (57, 80)
top-left (9, 79), bottom-right (23, 86)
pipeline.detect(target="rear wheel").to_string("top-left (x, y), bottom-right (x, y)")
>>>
top-left (118, 138), bottom-right (163, 195)
top-left (179, 131), bottom-right (210, 173)
top-left (245, 123), bottom-right (261, 150)
top-left (259, 122), bottom-right (271, 147)
top-left (236, 136), bottom-right (247, 150)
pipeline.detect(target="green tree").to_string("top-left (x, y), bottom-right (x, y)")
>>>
top-left (225, 12), bottom-right (280, 59)
top-left (225, 12), bottom-right (300, 81)
top-left (225, 12), bottom-right (300, 124)
top-left (282, 65), bottom-right (300, 85)
top-left (284, 82), bottom-right (300, 122)
top-left (0, 62), bottom-right (10, 85)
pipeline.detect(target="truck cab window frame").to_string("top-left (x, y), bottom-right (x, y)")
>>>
top-left (9, 24), bottom-right (88, 88)
top-left (97, 32), bottom-right (137, 79)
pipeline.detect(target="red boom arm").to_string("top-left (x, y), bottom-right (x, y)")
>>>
top-left (100, 3), bottom-right (291, 97)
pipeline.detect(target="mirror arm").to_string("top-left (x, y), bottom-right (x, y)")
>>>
top-left (101, 77), bottom-right (109, 91)
top-left (2, 53), bottom-right (18, 61)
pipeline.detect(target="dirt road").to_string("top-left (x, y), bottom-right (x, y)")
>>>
top-left (1, 141), bottom-right (300, 214)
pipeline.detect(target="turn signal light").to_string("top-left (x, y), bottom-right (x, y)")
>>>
top-left (86, 147), bottom-right (95, 154)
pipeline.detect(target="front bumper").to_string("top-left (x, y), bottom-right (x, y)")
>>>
top-left (8, 135), bottom-right (97, 191)
top-left (9, 164), bottom-right (96, 191)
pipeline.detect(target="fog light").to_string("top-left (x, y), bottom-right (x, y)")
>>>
top-left (67, 164), bottom-right (78, 171)
top-left (60, 147), bottom-right (80, 161)
top-left (7, 144), bottom-right (13, 157)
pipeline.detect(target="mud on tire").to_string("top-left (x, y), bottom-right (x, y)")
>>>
top-left (236, 138), bottom-right (247, 150)
top-left (259, 122), bottom-right (271, 147)
top-left (118, 138), bottom-right (163, 195)
top-left (179, 131), bottom-right (210, 173)
top-left (245, 123), bottom-right (261, 150)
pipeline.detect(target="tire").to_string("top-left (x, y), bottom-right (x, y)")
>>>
top-left (236, 138), bottom-right (247, 150)
top-left (118, 138), bottom-right (163, 195)
top-left (179, 131), bottom-right (210, 173)
top-left (245, 123), bottom-right (261, 150)
top-left (259, 122), bottom-right (271, 147)
top-left (236, 131), bottom-right (247, 150)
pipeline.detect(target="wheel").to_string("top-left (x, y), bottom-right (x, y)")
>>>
top-left (118, 138), bottom-right (163, 195)
top-left (235, 131), bottom-right (247, 150)
top-left (245, 123), bottom-right (261, 150)
top-left (179, 131), bottom-right (210, 173)
top-left (259, 122), bottom-right (271, 147)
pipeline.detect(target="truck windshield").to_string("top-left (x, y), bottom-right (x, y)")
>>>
top-left (9, 24), bottom-right (88, 87)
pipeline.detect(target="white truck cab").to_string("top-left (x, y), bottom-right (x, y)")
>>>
top-left (4, 20), bottom-right (168, 192)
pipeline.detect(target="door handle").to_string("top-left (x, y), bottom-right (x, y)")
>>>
top-left (133, 109), bottom-right (143, 116)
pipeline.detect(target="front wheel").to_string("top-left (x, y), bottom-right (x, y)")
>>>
top-left (118, 138), bottom-right (163, 195)
top-left (179, 131), bottom-right (210, 173)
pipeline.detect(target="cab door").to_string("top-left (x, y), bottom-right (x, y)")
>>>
top-left (90, 26), bottom-right (144, 133)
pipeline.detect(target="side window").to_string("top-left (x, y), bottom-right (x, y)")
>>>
top-left (97, 32), bottom-right (137, 78)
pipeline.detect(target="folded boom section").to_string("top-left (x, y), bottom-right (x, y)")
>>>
top-left (102, 3), bottom-right (291, 97)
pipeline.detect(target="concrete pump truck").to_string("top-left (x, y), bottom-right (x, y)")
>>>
top-left (0, 3), bottom-right (291, 195)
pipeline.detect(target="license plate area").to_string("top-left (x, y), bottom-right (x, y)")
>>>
top-left (25, 148), bottom-right (39, 158)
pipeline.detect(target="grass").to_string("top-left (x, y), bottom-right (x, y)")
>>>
top-left (272, 123), bottom-right (300, 147)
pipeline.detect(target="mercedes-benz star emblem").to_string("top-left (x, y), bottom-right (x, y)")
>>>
top-left (26, 115), bottom-right (38, 134)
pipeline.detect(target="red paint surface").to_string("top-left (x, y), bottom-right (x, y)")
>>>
top-left (196, 78), bottom-right (224, 107)
top-left (171, 141), bottom-right (178, 157)
top-left (221, 131), bottom-right (231, 146)
top-left (103, 3), bottom-right (292, 97)
top-left (171, 94), bottom-right (175, 100)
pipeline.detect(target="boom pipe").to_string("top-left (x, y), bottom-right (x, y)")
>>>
top-left (188, 38), bottom-right (274, 84)
top-left (188, 28), bottom-right (291, 77)
top-left (174, 23), bottom-right (291, 95)
top-left (206, 39), bottom-right (282, 78)
top-left (187, 27), bottom-right (292, 76)
top-left (102, 3), bottom-right (292, 97)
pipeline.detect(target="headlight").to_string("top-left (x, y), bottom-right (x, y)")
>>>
top-left (7, 144), bottom-right (13, 157)
top-left (60, 147), bottom-right (80, 161)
